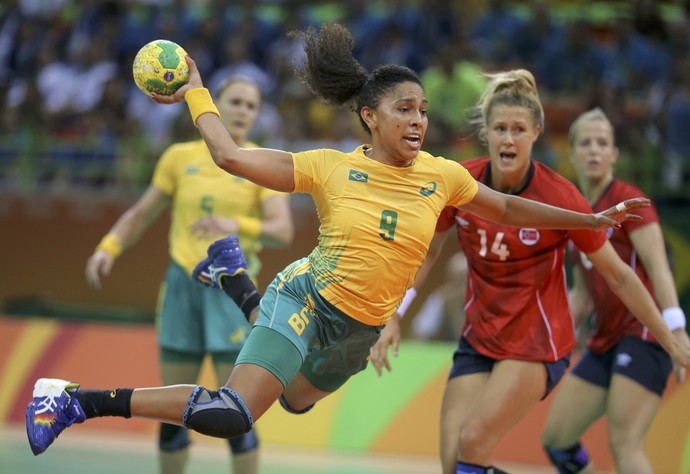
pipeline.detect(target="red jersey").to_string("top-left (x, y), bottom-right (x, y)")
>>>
top-left (569, 179), bottom-right (660, 353)
top-left (438, 157), bottom-right (607, 362)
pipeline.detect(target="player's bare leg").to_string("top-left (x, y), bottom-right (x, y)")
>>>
top-left (607, 374), bottom-right (660, 474)
top-left (542, 375), bottom-right (604, 473)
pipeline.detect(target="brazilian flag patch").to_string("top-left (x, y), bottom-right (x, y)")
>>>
top-left (348, 169), bottom-right (369, 183)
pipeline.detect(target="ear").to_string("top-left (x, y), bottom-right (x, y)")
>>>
top-left (361, 106), bottom-right (377, 130)
top-left (532, 124), bottom-right (542, 143)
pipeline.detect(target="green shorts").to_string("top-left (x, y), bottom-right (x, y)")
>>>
top-left (236, 258), bottom-right (383, 392)
top-left (156, 260), bottom-right (250, 359)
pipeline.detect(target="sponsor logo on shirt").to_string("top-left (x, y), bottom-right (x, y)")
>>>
top-left (518, 228), bottom-right (540, 246)
top-left (616, 353), bottom-right (632, 367)
top-left (185, 165), bottom-right (199, 174)
top-left (348, 169), bottom-right (369, 183)
top-left (420, 181), bottom-right (437, 197)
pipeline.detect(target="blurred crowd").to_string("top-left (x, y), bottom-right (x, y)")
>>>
top-left (1, 0), bottom-right (689, 198)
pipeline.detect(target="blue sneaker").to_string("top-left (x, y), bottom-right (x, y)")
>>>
top-left (192, 234), bottom-right (247, 289)
top-left (26, 378), bottom-right (86, 455)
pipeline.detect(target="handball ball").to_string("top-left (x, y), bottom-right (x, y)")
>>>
top-left (132, 39), bottom-right (189, 96)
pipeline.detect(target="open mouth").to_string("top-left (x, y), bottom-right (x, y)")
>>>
top-left (499, 152), bottom-right (517, 161)
top-left (404, 135), bottom-right (421, 146)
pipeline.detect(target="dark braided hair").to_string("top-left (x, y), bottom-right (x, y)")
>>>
top-left (291, 22), bottom-right (422, 135)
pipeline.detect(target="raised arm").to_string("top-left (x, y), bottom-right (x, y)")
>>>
top-left (460, 182), bottom-right (649, 231)
top-left (152, 56), bottom-right (296, 193)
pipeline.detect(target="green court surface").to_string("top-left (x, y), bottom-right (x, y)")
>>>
top-left (0, 426), bottom-right (440, 474)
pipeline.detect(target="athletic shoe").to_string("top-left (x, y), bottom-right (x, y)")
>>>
top-left (26, 378), bottom-right (86, 455)
top-left (192, 234), bottom-right (247, 289)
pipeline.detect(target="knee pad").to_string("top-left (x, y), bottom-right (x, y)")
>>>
top-left (159, 422), bottom-right (190, 451)
top-left (183, 386), bottom-right (253, 439)
top-left (544, 443), bottom-right (591, 474)
top-left (279, 394), bottom-right (314, 414)
top-left (228, 428), bottom-right (259, 454)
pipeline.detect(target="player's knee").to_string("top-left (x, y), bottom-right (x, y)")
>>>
top-left (279, 394), bottom-right (314, 414)
top-left (183, 386), bottom-right (253, 438)
top-left (544, 443), bottom-right (591, 474)
top-left (228, 429), bottom-right (259, 454)
top-left (159, 423), bottom-right (190, 451)
top-left (457, 424), bottom-right (489, 460)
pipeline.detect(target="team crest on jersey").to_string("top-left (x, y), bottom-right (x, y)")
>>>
top-left (420, 181), bottom-right (437, 197)
top-left (348, 169), bottom-right (369, 183)
top-left (518, 228), bottom-right (540, 246)
top-left (185, 165), bottom-right (199, 174)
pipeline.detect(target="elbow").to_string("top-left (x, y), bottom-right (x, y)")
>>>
top-left (211, 149), bottom-right (238, 173)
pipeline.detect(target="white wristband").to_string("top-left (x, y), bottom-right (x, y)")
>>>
top-left (397, 288), bottom-right (417, 318)
top-left (662, 307), bottom-right (686, 332)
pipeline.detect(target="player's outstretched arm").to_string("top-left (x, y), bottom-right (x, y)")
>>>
top-left (461, 183), bottom-right (649, 231)
top-left (151, 56), bottom-right (295, 193)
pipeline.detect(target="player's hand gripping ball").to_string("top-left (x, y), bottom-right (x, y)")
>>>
top-left (132, 39), bottom-right (189, 97)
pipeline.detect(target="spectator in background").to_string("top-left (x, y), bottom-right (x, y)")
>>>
top-left (468, 0), bottom-right (525, 67)
top-left (542, 107), bottom-right (690, 474)
top-left (646, 50), bottom-right (690, 192)
top-left (420, 37), bottom-right (486, 153)
top-left (605, 17), bottom-right (668, 98)
top-left (515, 0), bottom-right (564, 70)
top-left (632, 0), bottom-right (668, 44)
top-left (208, 33), bottom-right (274, 99)
top-left (534, 18), bottom-right (610, 96)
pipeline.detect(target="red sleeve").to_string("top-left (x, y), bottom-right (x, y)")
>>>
top-left (565, 188), bottom-right (608, 254)
top-left (436, 206), bottom-right (456, 232)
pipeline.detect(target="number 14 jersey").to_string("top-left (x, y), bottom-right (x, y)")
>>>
top-left (437, 157), bottom-right (607, 362)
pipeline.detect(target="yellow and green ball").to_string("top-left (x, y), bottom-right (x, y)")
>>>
top-left (132, 39), bottom-right (189, 96)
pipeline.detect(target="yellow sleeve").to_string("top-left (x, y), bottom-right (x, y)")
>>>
top-left (291, 149), bottom-right (326, 194)
top-left (151, 145), bottom-right (178, 196)
top-left (444, 160), bottom-right (478, 207)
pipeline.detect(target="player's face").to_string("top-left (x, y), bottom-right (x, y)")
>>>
top-left (486, 104), bottom-right (540, 180)
top-left (570, 119), bottom-right (618, 183)
top-left (217, 81), bottom-right (261, 143)
top-left (367, 81), bottom-right (428, 166)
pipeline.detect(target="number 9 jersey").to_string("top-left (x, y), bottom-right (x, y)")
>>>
top-left (437, 157), bottom-right (607, 362)
top-left (291, 145), bottom-right (477, 326)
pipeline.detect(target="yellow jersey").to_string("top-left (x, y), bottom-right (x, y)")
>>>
top-left (152, 139), bottom-right (286, 278)
top-left (291, 145), bottom-right (477, 325)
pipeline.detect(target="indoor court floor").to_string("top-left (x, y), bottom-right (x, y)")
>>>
top-left (1, 426), bottom-right (557, 474)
